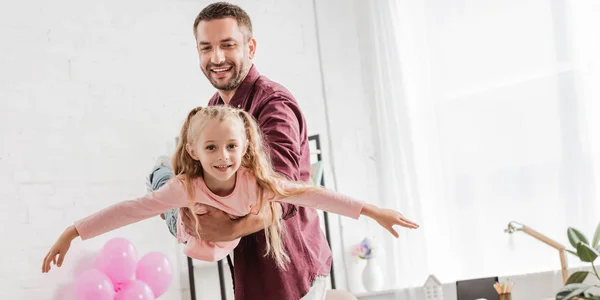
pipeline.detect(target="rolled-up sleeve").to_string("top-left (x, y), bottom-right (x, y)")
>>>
top-left (257, 95), bottom-right (303, 219)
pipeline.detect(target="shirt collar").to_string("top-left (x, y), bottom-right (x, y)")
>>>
top-left (216, 64), bottom-right (260, 108)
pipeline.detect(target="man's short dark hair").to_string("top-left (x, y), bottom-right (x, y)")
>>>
top-left (193, 2), bottom-right (253, 39)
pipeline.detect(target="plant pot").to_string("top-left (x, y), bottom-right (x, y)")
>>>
top-left (499, 293), bottom-right (512, 300)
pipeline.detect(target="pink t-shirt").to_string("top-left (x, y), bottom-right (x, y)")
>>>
top-left (74, 167), bottom-right (364, 261)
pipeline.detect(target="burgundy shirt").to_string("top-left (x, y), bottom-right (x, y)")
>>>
top-left (208, 65), bottom-right (332, 300)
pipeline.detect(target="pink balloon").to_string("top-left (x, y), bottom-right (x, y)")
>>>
top-left (75, 269), bottom-right (115, 300)
top-left (115, 280), bottom-right (155, 300)
top-left (94, 237), bottom-right (138, 285)
top-left (135, 252), bottom-right (173, 297)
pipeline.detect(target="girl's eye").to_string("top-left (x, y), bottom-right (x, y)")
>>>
top-left (206, 145), bottom-right (216, 150)
top-left (228, 144), bottom-right (238, 149)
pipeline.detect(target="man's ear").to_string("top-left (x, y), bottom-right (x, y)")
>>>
top-left (248, 37), bottom-right (257, 60)
top-left (186, 144), bottom-right (199, 160)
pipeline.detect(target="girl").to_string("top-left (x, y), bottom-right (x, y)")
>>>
top-left (42, 106), bottom-right (418, 272)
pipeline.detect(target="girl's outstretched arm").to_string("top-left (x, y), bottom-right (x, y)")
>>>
top-left (74, 179), bottom-right (189, 240)
top-left (272, 182), bottom-right (419, 237)
top-left (41, 178), bottom-right (190, 273)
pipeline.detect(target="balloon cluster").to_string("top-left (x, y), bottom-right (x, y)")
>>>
top-left (74, 237), bottom-right (173, 300)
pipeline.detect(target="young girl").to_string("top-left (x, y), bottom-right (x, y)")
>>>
top-left (42, 106), bottom-right (418, 272)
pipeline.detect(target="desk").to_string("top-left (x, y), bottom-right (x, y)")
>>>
top-left (355, 268), bottom-right (568, 300)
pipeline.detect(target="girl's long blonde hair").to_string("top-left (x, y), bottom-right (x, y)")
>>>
top-left (172, 105), bottom-right (315, 269)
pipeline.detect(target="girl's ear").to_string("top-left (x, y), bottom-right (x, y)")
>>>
top-left (186, 144), bottom-right (199, 160)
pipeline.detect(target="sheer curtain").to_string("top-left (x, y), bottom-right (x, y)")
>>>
top-left (354, 0), bottom-right (600, 291)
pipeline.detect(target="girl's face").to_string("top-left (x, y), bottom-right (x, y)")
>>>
top-left (187, 118), bottom-right (247, 183)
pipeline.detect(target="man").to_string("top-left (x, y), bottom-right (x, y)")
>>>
top-left (147, 2), bottom-right (332, 299)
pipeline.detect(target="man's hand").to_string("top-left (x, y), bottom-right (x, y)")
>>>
top-left (181, 206), bottom-right (238, 242)
top-left (181, 203), bottom-right (282, 242)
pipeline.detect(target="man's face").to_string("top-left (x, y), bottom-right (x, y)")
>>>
top-left (195, 18), bottom-right (256, 91)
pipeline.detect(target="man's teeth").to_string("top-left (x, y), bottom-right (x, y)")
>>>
top-left (212, 67), bottom-right (231, 72)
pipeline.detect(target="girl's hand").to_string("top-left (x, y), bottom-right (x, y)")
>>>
top-left (374, 208), bottom-right (419, 238)
top-left (42, 226), bottom-right (78, 273)
top-left (361, 204), bottom-right (419, 238)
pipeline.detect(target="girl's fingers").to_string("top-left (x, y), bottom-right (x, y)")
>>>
top-left (398, 216), bottom-right (419, 228)
top-left (57, 252), bottom-right (65, 267)
top-left (42, 251), bottom-right (54, 273)
top-left (395, 219), bottom-right (418, 229)
top-left (387, 226), bottom-right (400, 238)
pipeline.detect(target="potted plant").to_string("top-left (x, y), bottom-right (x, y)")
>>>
top-left (556, 223), bottom-right (600, 300)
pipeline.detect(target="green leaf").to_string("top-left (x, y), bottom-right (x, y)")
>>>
top-left (567, 249), bottom-right (579, 257)
top-left (567, 271), bottom-right (590, 284)
top-left (593, 222), bottom-right (600, 248)
top-left (596, 244), bottom-right (600, 254)
top-left (556, 283), bottom-right (591, 300)
top-left (577, 242), bottom-right (599, 263)
top-left (569, 227), bottom-right (590, 249)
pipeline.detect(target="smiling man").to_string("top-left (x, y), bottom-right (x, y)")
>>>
top-left (195, 8), bottom-right (253, 100)
top-left (146, 2), bottom-right (333, 300)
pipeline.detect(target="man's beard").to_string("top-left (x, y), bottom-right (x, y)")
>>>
top-left (204, 60), bottom-right (249, 91)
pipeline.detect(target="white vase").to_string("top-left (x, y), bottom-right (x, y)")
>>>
top-left (361, 258), bottom-right (383, 292)
top-left (348, 259), bottom-right (367, 294)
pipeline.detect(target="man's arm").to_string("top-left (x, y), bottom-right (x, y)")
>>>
top-left (182, 203), bottom-right (283, 242)
top-left (230, 96), bottom-right (304, 234)
top-left (257, 96), bottom-right (304, 218)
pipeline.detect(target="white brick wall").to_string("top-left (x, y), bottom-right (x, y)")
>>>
top-left (0, 0), bottom-right (375, 298)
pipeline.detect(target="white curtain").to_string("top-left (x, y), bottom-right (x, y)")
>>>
top-left (354, 0), bottom-right (600, 291)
